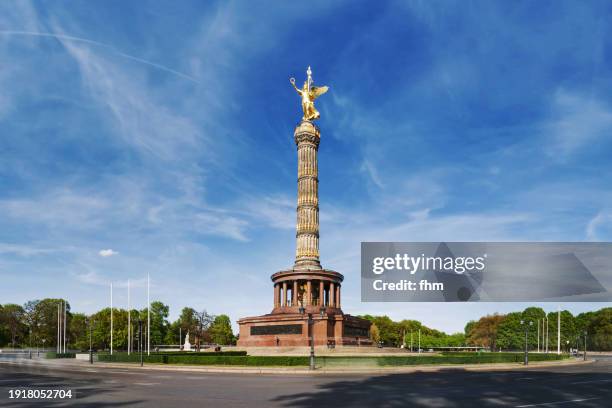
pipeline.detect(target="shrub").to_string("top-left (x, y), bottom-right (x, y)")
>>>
top-left (150, 351), bottom-right (247, 356)
top-left (98, 353), bottom-right (165, 363)
top-left (46, 352), bottom-right (76, 359)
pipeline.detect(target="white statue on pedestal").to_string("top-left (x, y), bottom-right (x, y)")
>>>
top-left (183, 331), bottom-right (191, 351)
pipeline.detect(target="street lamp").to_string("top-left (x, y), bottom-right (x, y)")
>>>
top-left (545, 315), bottom-right (549, 353)
top-left (138, 319), bottom-right (144, 367)
top-left (583, 331), bottom-right (587, 361)
top-left (520, 320), bottom-right (533, 365)
top-left (87, 319), bottom-right (95, 364)
top-left (299, 304), bottom-right (322, 370)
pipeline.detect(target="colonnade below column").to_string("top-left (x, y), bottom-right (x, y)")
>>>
top-left (274, 279), bottom-right (340, 309)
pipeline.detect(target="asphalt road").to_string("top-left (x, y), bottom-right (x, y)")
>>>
top-left (0, 357), bottom-right (610, 407)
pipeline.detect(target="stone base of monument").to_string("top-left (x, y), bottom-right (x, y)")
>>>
top-left (237, 311), bottom-right (372, 348)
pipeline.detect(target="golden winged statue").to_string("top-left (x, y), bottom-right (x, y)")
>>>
top-left (290, 66), bottom-right (328, 121)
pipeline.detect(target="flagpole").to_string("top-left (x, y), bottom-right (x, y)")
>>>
top-left (63, 300), bottom-right (67, 353)
top-left (147, 273), bottom-right (150, 356)
top-left (110, 282), bottom-right (113, 355)
top-left (128, 279), bottom-right (131, 355)
top-left (557, 307), bottom-right (561, 355)
top-left (542, 315), bottom-right (546, 351)
top-left (57, 303), bottom-right (60, 353)
top-left (537, 318), bottom-right (540, 352)
top-left (545, 315), bottom-right (549, 353)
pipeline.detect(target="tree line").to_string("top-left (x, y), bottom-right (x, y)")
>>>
top-left (362, 306), bottom-right (611, 351)
top-left (2, 300), bottom-right (609, 351)
top-left (464, 307), bottom-right (611, 351)
top-left (361, 315), bottom-right (467, 348)
top-left (0, 298), bottom-right (235, 350)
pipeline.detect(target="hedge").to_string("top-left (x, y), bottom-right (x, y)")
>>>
top-left (98, 353), bottom-right (165, 363)
top-left (317, 353), bottom-right (566, 367)
top-left (149, 351), bottom-right (247, 356)
top-left (97, 352), bottom-right (565, 367)
top-left (46, 352), bottom-right (76, 359)
top-left (98, 353), bottom-right (308, 366)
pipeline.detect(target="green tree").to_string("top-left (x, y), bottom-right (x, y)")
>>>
top-left (193, 310), bottom-right (214, 350)
top-left (23, 299), bottom-right (70, 350)
top-left (360, 315), bottom-right (462, 348)
top-left (360, 315), bottom-right (401, 346)
top-left (464, 320), bottom-right (476, 337)
top-left (148, 301), bottom-right (170, 347)
top-left (521, 307), bottom-right (546, 349)
top-left (89, 308), bottom-right (129, 351)
top-left (69, 313), bottom-right (89, 350)
top-left (545, 310), bottom-right (576, 352)
top-left (0, 305), bottom-right (8, 346)
top-left (209, 315), bottom-right (235, 345)
top-left (588, 308), bottom-right (611, 351)
top-left (1, 304), bottom-right (26, 348)
top-left (496, 312), bottom-right (522, 350)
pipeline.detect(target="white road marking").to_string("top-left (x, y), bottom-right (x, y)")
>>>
top-left (133, 382), bottom-right (160, 386)
top-left (516, 397), bottom-right (600, 407)
top-left (570, 379), bottom-right (612, 385)
top-left (516, 377), bottom-right (535, 380)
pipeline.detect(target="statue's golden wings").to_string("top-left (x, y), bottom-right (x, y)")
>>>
top-left (311, 85), bottom-right (328, 99)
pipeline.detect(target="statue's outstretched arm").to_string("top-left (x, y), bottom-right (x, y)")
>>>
top-left (289, 78), bottom-right (302, 94)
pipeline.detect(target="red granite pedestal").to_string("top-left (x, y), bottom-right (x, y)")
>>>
top-left (237, 269), bottom-right (372, 347)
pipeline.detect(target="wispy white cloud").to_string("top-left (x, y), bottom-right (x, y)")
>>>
top-left (194, 212), bottom-right (249, 242)
top-left (586, 212), bottom-right (612, 241)
top-left (360, 160), bottom-right (384, 189)
top-left (243, 195), bottom-right (295, 230)
top-left (0, 30), bottom-right (200, 83)
top-left (543, 89), bottom-right (612, 158)
top-left (98, 248), bottom-right (118, 257)
top-left (58, 38), bottom-right (204, 161)
top-left (0, 189), bottom-right (109, 229)
top-left (0, 243), bottom-right (58, 257)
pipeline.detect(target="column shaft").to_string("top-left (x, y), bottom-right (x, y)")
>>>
top-left (274, 284), bottom-right (279, 308)
top-left (284, 282), bottom-right (288, 306)
top-left (293, 280), bottom-right (298, 306)
top-left (336, 285), bottom-right (340, 308)
top-left (307, 280), bottom-right (312, 306)
top-left (319, 281), bottom-right (324, 307)
top-left (330, 282), bottom-right (335, 307)
top-left (294, 122), bottom-right (321, 269)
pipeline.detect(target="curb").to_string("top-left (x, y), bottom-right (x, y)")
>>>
top-left (0, 358), bottom-right (593, 376)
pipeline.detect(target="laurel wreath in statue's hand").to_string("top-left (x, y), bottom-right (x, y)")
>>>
top-left (289, 77), bottom-right (296, 85)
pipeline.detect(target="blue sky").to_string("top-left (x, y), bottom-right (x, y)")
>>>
top-left (1, 1), bottom-right (611, 334)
